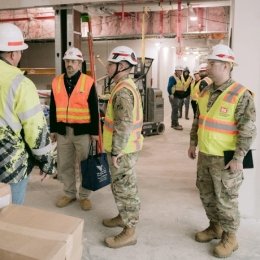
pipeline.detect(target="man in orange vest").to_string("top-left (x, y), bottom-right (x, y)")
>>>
top-left (188, 44), bottom-right (256, 258)
top-left (50, 47), bottom-right (99, 211)
top-left (102, 46), bottom-right (143, 248)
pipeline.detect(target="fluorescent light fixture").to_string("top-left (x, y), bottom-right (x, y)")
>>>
top-left (188, 4), bottom-right (198, 21)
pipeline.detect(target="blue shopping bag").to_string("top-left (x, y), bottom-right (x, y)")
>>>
top-left (81, 142), bottom-right (111, 191)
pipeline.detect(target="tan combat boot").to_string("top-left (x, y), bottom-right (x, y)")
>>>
top-left (195, 222), bottom-right (223, 242)
top-left (79, 198), bottom-right (92, 211)
top-left (213, 232), bottom-right (238, 258)
top-left (105, 227), bottom-right (137, 248)
top-left (103, 215), bottom-right (124, 228)
top-left (56, 196), bottom-right (76, 208)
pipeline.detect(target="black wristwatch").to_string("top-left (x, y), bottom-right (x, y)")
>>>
top-left (111, 152), bottom-right (118, 157)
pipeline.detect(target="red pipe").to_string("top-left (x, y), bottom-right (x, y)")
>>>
top-left (160, 10), bottom-right (163, 36)
top-left (122, 2), bottom-right (125, 21)
top-left (87, 17), bottom-right (96, 84)
top-left (176, 0), bottom-right (182, 57)
top-left (0, 16), bottom-right (54, 22)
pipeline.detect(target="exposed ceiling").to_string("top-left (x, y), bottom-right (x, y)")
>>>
top-left (0, 1), bottom-right (231, 42)
top-left (0, 0), bottom-right (231, 11)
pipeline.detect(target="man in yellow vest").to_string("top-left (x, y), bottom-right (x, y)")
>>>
top-left (50, 47), bottom-right (99, 211)
top-left (188, 44), bottom-right (256, 258)
top-left (190, 68), bottom-right (201, 118)
top-left (102, 46), bottom-right (143, 248)
top-left (179, 66), bottom-right (193, 120)
top-left (198, 62), bottom-right (212, 91)
top-left (0, 23), bottom-right (55, 204)
top-left (167, 65), bottom-right (184, 130)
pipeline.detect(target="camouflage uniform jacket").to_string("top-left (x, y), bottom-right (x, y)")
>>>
top-left (110, 78), bottom-right (135, 156)
top-left (190, 78), bottom-right (256, 161)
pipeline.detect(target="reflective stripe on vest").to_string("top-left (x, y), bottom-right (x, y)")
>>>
top-left (0, 74), bottom-right (40, 132)
top-left (103, 78), bottom-right (143, 154)
top-left (172, 75), bottom-right (184, 93)
top-left (197, 82), bottom-right (247, 156)
top-left (52, 73), bottom-right (93, 124)
top-left (203, 76), bottom-right (213, 86)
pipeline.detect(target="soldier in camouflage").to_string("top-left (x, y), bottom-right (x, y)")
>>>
top-left (102, 46), bottom-right (143, 248)
top-left (188, 44), bottom-right (256, 258)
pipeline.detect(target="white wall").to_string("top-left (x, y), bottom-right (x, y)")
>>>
top-left (232, 0), bottom-right (260, 219)
top-left (91, 37), bottom-right (212, 119)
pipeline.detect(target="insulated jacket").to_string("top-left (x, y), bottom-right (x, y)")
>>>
top-left (0, 60), bottom-right (55, 183)
top-left (52, 73), bottom-right (93, 124)
top-left (103, 78), bottom-right (143, 154)
top-left (197, 82), bottom-right (247, 156)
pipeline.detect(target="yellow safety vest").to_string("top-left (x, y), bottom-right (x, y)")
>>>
top-left (103, 78), bottom-right (144, 154)
top-left (190, 79), bottom-right (201, 101)
top-left (0, 60), bottom-right (52, 182)
top-left (200, 76), bottom-right (213, 88)
top-left (172, 74), bottom-right (184, 93)
top-left (181, 75), bottom-right (193, 91)
top-left (52, 73), bottom-right (93, 124)
top-left (197, 82), bottom-right (247, 156)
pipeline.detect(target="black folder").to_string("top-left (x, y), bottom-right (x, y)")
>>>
top-left (224, 150), bottom-right (254, 169)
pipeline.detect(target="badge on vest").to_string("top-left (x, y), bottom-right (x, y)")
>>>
top-left (220, 106), bottom-right (229, 117)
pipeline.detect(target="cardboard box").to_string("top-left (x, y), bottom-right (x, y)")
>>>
top-left (0, 229), bottom-right (66, 260)
top-left (70, 245), bottom-right (83, 260)
top-left (0, 205), bottom-right (84, 260)
top-left (0, 183), bottom-right (11, 209)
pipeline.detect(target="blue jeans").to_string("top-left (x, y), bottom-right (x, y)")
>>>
top-left (10, 177), bottom-right (29, 204)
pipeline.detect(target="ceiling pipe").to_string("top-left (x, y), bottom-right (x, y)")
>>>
top-left (0, 1), bottom-right (231, 12)
top-left (177, 0), bottom-right (182, 48)
top-left (0, 15), bottom-right (54, 22)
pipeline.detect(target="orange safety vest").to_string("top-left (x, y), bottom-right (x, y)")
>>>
top-left (197, 82), bottom-right (247, 156)
top-left (52, 73), bottom-right (93, 124)
top-left (103, 78), bottom-right (143, 154)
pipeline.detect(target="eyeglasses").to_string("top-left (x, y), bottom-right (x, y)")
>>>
top-left (64, 60), bottom-right (80, 64)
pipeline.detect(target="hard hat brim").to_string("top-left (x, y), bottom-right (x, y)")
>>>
top-left (0, 42), bottom-right (28, 52)
top-left (207, 55), bottom-right (238, 66)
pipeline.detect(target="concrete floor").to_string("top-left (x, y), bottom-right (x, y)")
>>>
top-left (25, 115), bottom-right (260, 260)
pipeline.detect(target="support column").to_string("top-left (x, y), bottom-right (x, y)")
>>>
top-left (231, 0), bottom-right (260, 219)
top-left (54, 7), bottom-right (82, 75)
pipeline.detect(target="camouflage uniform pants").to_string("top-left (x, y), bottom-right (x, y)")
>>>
top-left (108, 152), bottom-right (141, 228)
top-left (197, 152), bottom-right (243, 232)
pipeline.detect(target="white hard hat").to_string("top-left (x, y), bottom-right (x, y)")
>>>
top-left (108, 46), bottom-right (137, 65)
top-left (199, 63), bottom-right (208, 71)
top-left (207, 44), bottom-right (237, 65)
top-left (193, 67), bottom-right (200, 74)
top-left (0, 23), bottom-right (28, 52)
top-left (63, 47), bottom-right (83, 61)
top-left (175, 65), bottom-right (183, 71)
